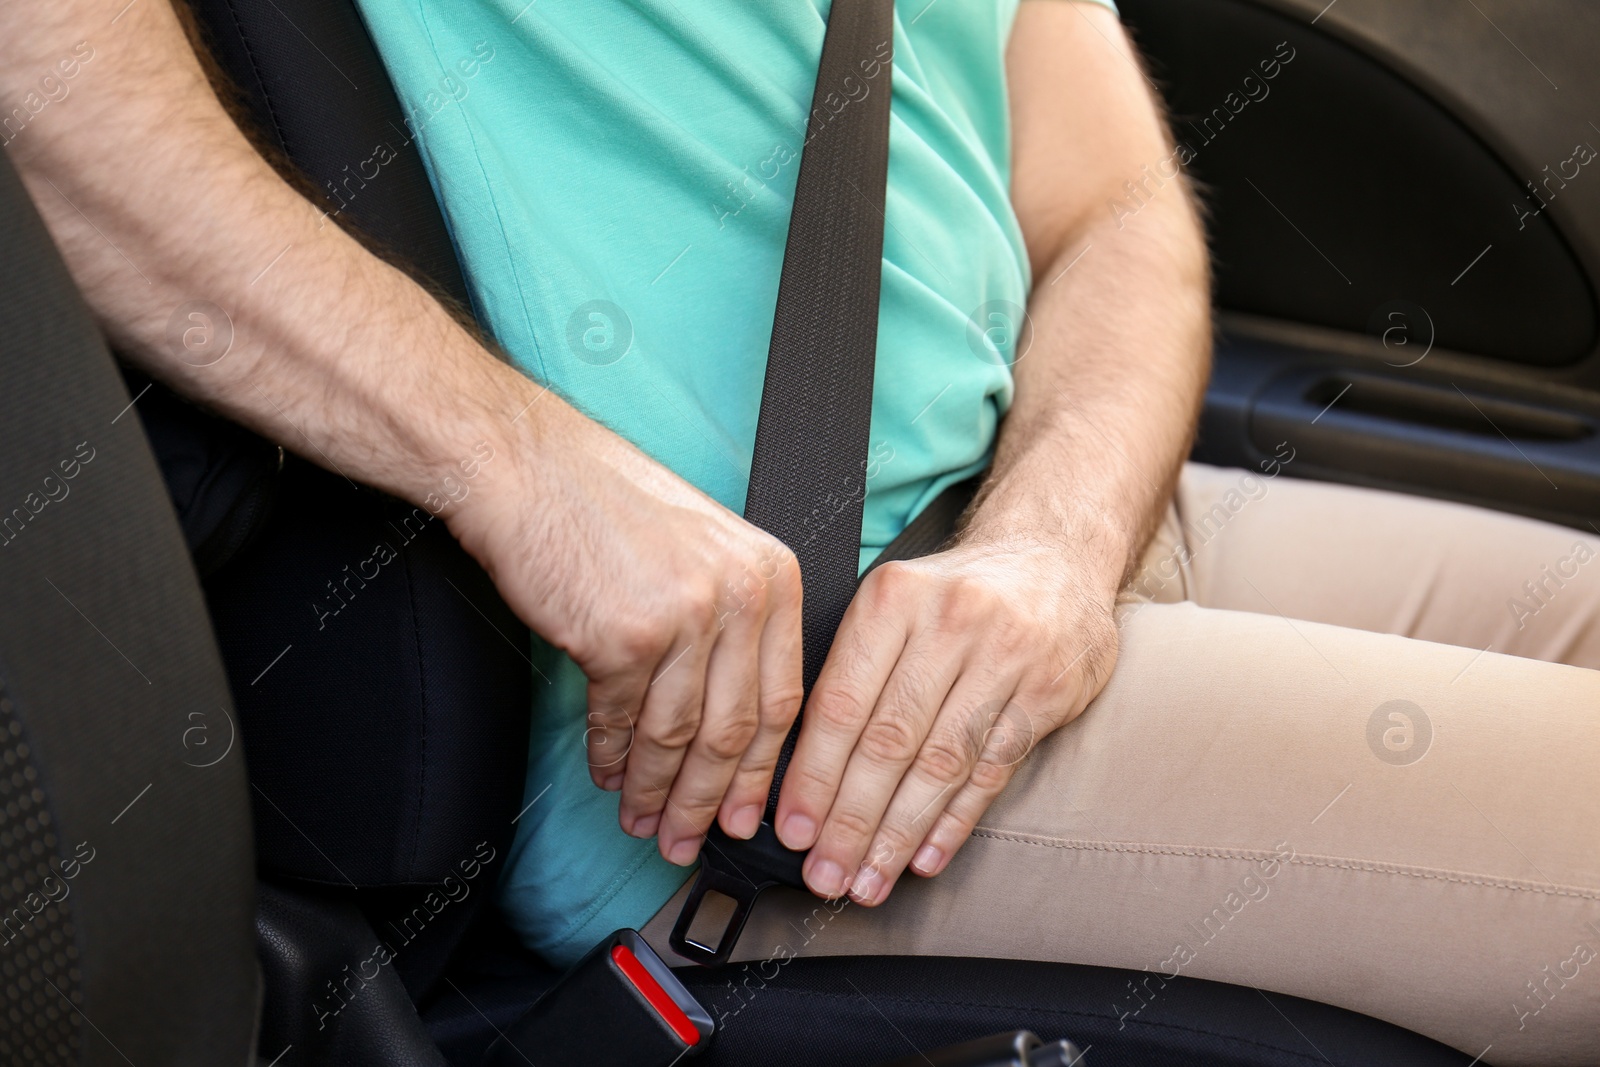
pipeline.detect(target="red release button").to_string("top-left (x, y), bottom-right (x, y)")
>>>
top-left (611, 943), bottom-right (700, 1046)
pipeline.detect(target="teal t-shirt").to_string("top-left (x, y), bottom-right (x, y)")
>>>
top-left (354, 0), bottom-right (1111, 965)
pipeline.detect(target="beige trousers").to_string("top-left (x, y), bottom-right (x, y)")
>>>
top-left (643, 463), bottom-right (1600, 1066)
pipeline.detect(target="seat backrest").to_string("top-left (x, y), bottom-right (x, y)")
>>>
top-left (161, 0), bottom-right (533, 997)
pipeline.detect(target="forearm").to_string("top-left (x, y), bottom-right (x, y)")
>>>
top-left (1, 0), bottom-right (559, 517)
top-left (962, 1), bottom-right (1210, 596)
top-left (962, 191), bottom-right (1209, 592)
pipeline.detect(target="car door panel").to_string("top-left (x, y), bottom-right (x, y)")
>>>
top-left (1119, 0), bottom-right (1600, 532)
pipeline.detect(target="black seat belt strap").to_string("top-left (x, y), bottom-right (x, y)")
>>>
top-left (670, 0), bottom-right (895, 966)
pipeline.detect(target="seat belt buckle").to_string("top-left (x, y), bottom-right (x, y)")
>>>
top-left (669, 820), bottom-right (808, 967)
top-left (483, 928), bottom-right (713, 1067)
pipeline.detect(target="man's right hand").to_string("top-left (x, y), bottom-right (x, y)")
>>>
top-left (453, 401), bottom-right (805, 866)
top-left (1, 0), bottom-right (802, 868)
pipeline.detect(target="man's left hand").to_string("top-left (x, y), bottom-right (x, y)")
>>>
top-left (773, 532), bottom-right (1122, 905)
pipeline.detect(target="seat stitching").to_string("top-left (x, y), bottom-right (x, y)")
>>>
top-left (969, 827), bottom-right (1600, 901)
top-left (400, 512), bottom-right (429, 879)
top-left (220, 0), bottom-right (296, 158)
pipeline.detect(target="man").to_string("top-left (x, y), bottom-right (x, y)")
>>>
top-left (3, 1), bottom-right (1597, 1063)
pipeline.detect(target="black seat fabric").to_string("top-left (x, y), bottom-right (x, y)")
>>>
top-left (0, 146), bottom-right (258, 1066)
top-left (122, 366), bottom-right (284, 579)
top-left (423, 924), bottom-right (1475, 1067)
top-left (671, 956), bottom-right (1476, 1067)
top-left (203, 458), bottom-right (530, 891)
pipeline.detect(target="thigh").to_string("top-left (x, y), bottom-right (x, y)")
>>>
top-left (1166, 463), bottom-right (1600, 668)
top-left (642, 602), bottom-right (1600, 1066)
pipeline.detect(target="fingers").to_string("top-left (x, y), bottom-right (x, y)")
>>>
top-left (513, 440), bottom-right (810, 860)
top-left (607, 539), bottom-right (805, 865)
top-left (617, 632), bottom-right (712, 839)
top-left (717, 551), bottom-right (805, 840)
top-left (797, 638), bottom-right (967, 898)
top-left (773, 568), bottom-right (912, 859)
top-left (864, 697), bottom-right (1035, 902)
top-left (907, 752), bottom-right (1025, 880)
top-left (584, 667), bottom-right (650, 790)
top-left (838, 673), bottom-right (1023, 904)
top-left (656, 602), bottom-right (765, 864)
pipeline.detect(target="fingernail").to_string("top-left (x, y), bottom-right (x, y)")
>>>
top-left (628, 811), bottom-right (661, 838)
top-left (728, 804), bottom-right (762, 840)
top-left (807, 858), bottom-right (847, 898)
top-left (666, 836), bottom-right (703, 866)
top-left (849, 862), bottom-right (886, 905)
top-left (911, 844), bottom-right (943, 875)
top-left (602, 773), bottom-right (624, 791)
top-left (780, 812), bottom-right (817, 849)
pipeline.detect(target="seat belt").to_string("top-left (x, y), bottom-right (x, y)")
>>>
top-left (670, 0), bottom-right (898, 966)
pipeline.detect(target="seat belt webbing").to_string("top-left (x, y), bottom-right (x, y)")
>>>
top-left (670, 0), bottom-right (895, 966)
top-left (744, 0), bottom-right (894, 818)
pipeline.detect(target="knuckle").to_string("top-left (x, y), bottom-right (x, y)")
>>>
top-left (939, 579), bottom-right (998, 630)
top-left (586, 717), bottom-right (634, 760)
top-left (858, 709), bottom-right (922, 765)
top-left (670, 775), bottom-right (725, 812)
top-left (621, 783), bottom-right (666, 816)
top-left (826, 805), bottom-right (879, 844)
top-left (701, 710), bottom-right (758, 761)
top-left (914, 729), bottom-right (976, 783)
top-left (765, 541), bottom-right (800, 583)
top-left (660, 806), bottom-right (711, 845)
top-left (735, 575), bottom-right (769, 617)
top-left (615, 617), bottom-right (670, 661)
top-left (985, 609), bottom-right (1031, 650)
top-left (643, 706), bottom-right (701, 750)
top-left (759, 681), bottom-right (804, 730)
top-left (753, 542), bottom-right (801, 602)
top-left (967, 757), bottom-right (1015, 793)
top-left (733, 748), bottom-right (777, 783)
top-left (979, 705), bottom-right (1038, 767)
top-left (809, 686), bottom-right (869, 734)
top-left (680, 582), bottom-right (719, 631)
top-left (870, 820), bottom-right (917, 861)
top-left (866, 560), bottom-right (916, 604)
top-left (784, 758), bottom-right (840, 800)
top-left (584, 701), bottom-right (627, 730)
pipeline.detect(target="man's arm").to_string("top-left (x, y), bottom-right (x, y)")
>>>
top-left (773, 1), bottom-right (1209, 904)
top-left (0, 0), bottom-right (804, 866)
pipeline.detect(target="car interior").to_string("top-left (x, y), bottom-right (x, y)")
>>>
top-left (2, 0), bottom-right (1595, 1064)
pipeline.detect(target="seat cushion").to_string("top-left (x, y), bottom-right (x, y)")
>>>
top-left (423, 922), bottom-right (1475, 1067)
